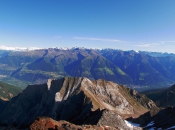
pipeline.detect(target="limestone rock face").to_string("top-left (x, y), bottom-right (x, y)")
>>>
top-left (0, 77), bottom-right (156, 129)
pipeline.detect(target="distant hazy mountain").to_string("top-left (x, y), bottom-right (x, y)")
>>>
top-left (139, 51), bottom-right (175, 57)
top-left (0, 46), bottom-right (41, 51)
top-left (0, 47), bottom-right (175, 89)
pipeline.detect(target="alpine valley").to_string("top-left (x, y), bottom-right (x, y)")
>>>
top-left (1, 47), bottom-right (175, 129)
top-left (0, 47), bottom-right (175, 90)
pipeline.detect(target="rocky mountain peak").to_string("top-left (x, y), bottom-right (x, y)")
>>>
top-left (0, 77), bottom-right (157, 129)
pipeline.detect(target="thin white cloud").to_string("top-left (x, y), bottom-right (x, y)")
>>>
top-left (73, 37), bottom-right (175, 49)
top-left (73, 37), bottom-right (124, 42)
top-left (135, 44), bottom-right (155, 47)
top-left (134, 42), bottom-right (165, 48)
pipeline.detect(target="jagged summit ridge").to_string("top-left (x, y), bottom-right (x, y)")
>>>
top-left (0, 77), bottom-right (157, 129)
top-left (1, 45), bottom-right (175, 55)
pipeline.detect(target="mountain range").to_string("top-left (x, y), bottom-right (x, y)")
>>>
top-left (1, 77), bottom-right (175, 129)
top-left (1, 47), bottom-right (175, 129)
top-left (0, 47), bottom-right (175, 90)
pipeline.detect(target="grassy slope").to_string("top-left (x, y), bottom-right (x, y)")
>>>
top-left (0, 80), bottom-right (22, 100)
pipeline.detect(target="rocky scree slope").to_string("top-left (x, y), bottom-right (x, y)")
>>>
top-left (0, 77), bottom-right (158, 129)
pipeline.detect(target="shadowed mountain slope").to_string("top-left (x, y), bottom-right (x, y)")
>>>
top-left (144, 84), bottom-right (175, 108)
top-left (129, 106), bottom-right (175, 129)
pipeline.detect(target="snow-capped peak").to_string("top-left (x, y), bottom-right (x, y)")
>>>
top-left (0, 46), bottom-right (41, 51)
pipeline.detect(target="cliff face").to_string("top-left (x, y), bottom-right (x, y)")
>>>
top-left (0, 77), bottom-right (157, 129)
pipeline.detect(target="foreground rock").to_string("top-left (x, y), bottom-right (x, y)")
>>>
top-left (30, 117), bottom-right (118, 130)
top-left (0, 77), bottom-right (156, 129)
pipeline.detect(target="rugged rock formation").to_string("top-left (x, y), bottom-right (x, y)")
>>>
top-left (30, 117), bottom-right (118, 130)
top-left (0, 77), bottom-right (157, 129)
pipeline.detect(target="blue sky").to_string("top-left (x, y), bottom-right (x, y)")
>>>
top-left (0, 0), bottom-right (175, 53)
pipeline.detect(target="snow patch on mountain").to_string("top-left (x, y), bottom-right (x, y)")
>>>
top-left (165, 126), bottom-right (175, 130)
top-left (0, 46), bottom-right (41, 51)
top-left (124, 120), bottom-right (141, 129)
top-left (0, 46), bottom-right (74, 51)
